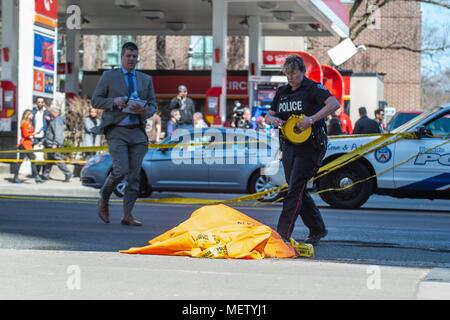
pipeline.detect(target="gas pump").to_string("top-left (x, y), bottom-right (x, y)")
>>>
top-left (204, 87), bottom-right (222, 126)
top-left (0, 80), bottom-right (17, 132)
top-left (248, 75), bottom-right (286, 128)
top-left (322, 66), bottom-right (353, 134)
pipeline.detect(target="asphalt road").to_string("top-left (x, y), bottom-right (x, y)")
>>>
top-left (1, 195), bottom-right (449, 268)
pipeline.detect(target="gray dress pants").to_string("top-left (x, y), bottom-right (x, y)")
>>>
top-left (100, 126), bottom-right (148, 217)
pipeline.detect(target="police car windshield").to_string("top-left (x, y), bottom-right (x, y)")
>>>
top-left (391, 108), bottom-right (436, 134)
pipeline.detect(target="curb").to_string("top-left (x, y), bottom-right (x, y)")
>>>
top-left (416, 268), bottom-right (450, 300)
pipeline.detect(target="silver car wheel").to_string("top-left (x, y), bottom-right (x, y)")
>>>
top-left (255, 175), bottom-right (279, 201)
top-left (115, 181), bottom-right (127, 197)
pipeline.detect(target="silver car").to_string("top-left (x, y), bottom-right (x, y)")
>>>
top-left (81, 128), bottom-right (280, 200)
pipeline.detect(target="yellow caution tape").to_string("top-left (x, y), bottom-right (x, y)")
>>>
top-left (191, 233), bottom-right (229, 259)
top-left (290, 238), bottom-right (314, 258)
top-left (1, 133), bottom-right (448, 208)
top-left (313, 132), bottom-right (416, 182)
top-left (0, 159), bottom-right (86, 165)
top-left (315, 138), bottom-right (450, 195)
top-left (0, 138), bottom-right (272, 156)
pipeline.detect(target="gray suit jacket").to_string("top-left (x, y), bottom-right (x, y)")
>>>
top-left (45, 116), bottom-right (65, 147)
top-left (91, 68), bottom-right (157, 134)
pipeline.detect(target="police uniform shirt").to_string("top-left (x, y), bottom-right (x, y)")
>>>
top-left (270, 76), bottom-right (332, 130)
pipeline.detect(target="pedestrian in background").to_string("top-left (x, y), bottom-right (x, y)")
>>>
top-left (193, 112), bottom-right (209, 129)
top-left (83, 107), bottom-right (102, 158)
top-left (374, 109), bottom-right (386, 133)
top-left (235, 107), bottom-right (252, 129)
top-left (32, 97), bottom-right (51, 177)
top-left (327, 111), bottom-right (343, 135)
top-left (336, 107), bottom-right (353, 134)
top-left (170, 85), bottom-right (195, 128)
top-left (42, 107), bottom-right (73, 182)
top-left (353, 107), bottom-right (381, 134)
top-left (167, 109), bottom-right (181, 137)
top-left (11, 109), bottom-right (44, 184)
top-left (146, 111), bottom-right (162, 144)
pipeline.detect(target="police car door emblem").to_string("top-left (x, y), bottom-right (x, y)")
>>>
top-left (375, 147), bottom-right (392, 163)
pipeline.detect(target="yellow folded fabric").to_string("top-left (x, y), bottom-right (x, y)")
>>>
top-left (120, 204), bottom-right (296, 259)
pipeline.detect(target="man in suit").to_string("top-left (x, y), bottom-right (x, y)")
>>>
top-left (92, 42), bottom-right (157, 226)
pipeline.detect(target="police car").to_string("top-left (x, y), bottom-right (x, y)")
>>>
top-left (265, 105), bottom-right (450, 208)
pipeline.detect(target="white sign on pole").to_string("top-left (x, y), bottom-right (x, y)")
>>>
top-left (327, 38), bottom-right (365, 66)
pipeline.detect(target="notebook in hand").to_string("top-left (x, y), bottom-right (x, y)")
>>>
top-left (122, 99), bottom-right (147, 114)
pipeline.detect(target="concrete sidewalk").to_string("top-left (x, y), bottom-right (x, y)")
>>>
top-left (1, 248), bottom-right (449, 300)
top-left (0, 164), bottom-right (99, 198)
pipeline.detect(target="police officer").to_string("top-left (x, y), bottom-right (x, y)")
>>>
top-left (266, 55), bottom-right (340, 245)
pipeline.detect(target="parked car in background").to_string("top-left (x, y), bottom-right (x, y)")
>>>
top-left (81, 128), bottom-right (280, 200)
top-left (387, 110), bottom-right (423, 132)
top-left (265, 105), bottom-right (450, 208)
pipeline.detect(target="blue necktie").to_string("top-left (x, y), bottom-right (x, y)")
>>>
top-left (127, 72), bottom-right (139, 124)
top-left (127, 72), bottom-right (135, 96)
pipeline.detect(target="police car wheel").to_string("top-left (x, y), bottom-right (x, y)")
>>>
top-left (113, 172), bottom-right (152, 198)
top-left (249, 171), bottom-right (284, 202)
top-left (318, 161), bottom-right (373, 209)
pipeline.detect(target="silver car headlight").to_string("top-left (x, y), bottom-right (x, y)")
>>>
top-left (86, 154), bottom-right (106, 166)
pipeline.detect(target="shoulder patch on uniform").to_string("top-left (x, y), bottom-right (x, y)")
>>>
top-left (317, 83), bottom-right (327, 90)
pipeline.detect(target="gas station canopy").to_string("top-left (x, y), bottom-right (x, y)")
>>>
top-left (57, 0), bottom-right (349, 37)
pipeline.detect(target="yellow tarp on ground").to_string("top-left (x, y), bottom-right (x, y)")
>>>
top-left (120, 204), bottom-right (296, 259)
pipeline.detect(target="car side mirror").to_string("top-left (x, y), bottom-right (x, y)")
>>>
top-left (414, 126), bottom-right (432, 138)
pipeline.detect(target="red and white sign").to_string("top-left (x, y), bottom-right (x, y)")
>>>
top-left (35, 0), bottom-right (58, 20)
top-left (33, 70), bottom-right (45, 93)
top-left (263, 51), bottom-right (323, 83)
top-left (263, 51), bottom-right (298, 66)
top-left (153, 75), bottom-right (248, 96)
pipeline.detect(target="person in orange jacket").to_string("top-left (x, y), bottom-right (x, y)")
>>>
top-left (336, 107), bottom-right (353, 134)
top-left (11, 109), bottom-right (44, 184)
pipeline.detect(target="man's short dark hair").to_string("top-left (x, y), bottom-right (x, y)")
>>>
top-left (374, 109), bottom-right (384, 116)
top-left (359, 107), bottom-right (367, 116)
top-left (121, 42), bottom-right (139, 56)
top-left (36, 96), bottom-right (45, 102)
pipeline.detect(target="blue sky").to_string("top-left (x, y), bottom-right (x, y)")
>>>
top-left (421, 2), bottom-right (450, 76)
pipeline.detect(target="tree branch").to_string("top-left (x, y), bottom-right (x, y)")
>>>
top-left (350, 0), bottom-right (393, 40)
top-left (409, 0), bottom-right (450, 9)
top-left (366, 43), bottom-right (450, 56)
top-left (349, 0), bottom-right (365, 19)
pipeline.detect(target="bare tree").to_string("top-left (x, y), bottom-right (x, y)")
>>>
top-left (350, 0), bottom-right (450, 55)
top-left (228, 36), bottom-right (246, 70)
top-left (421, 71), bottom-right (450, 109)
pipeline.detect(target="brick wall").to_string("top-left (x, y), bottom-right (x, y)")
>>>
top-left (136, 36), bottom-right (156, 69)
top-left (164, 36), bottom-right (191, 70)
